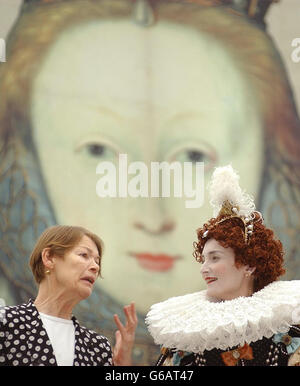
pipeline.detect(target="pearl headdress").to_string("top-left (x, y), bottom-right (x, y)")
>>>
top-left (197, 165), bottom-right (263, 259)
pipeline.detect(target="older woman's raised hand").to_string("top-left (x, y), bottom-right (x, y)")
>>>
top-left (112, 302), bottom-right (138, 366)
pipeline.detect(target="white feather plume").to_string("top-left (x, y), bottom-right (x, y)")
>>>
top-left (209, 165), bottom-right (256, 218)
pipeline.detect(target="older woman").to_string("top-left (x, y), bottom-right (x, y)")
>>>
top-left (0, 225), bottom-right (137, 366)
top-left (146, 166), bottom-right (300, 366)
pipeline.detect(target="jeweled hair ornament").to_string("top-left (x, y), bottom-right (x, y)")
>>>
top-left (199, 165), bottom-right (263, 249)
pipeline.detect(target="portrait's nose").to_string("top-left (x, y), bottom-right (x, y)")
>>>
top-left (133, 199), bottom-right (175, 235)
top-left (134, 219), bottom-right (175, 235)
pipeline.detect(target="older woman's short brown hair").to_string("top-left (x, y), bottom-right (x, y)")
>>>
top-left (29, 225), bottom-right (104, 284)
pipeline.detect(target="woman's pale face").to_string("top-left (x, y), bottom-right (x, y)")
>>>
top-left (31, 20), bottom-right (263, 313)
top-left (50, 235), bottom-right (100, 302)
top-left (200, 238), bottom-right (252, 300)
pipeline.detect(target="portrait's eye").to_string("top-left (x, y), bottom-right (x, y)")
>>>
top-left (75, 140), bottom-right (119, 161)
top-left (185, 150), bottom-right (205, 163)
top-left (87, 144), bottom-right (106, 157)
top-left (85, 143), bottom-right (117, 159)
top-left (170, 145), bottom-right (217, 171)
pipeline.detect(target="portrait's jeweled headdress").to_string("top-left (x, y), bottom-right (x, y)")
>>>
top-left (194, 165), bottom-right (263, 262)
top-left (23, 0), bottom-right (280, 28)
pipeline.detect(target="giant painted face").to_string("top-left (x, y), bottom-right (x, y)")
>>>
top-left (31, 19), bottom-right (263, 314)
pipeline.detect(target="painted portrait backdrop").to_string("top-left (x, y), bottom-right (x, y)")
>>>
top-left (0, 0), bottom-right (300, 364)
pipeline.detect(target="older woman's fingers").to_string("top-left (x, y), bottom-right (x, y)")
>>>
top-left (114, 330), bottom-right (122, 349)
top-left (127, 302), bottom-right (137, 320)
top-left (114, 302), bottom-right (137, 340)
top-left (113, 313), bottom-right (125, 333)
top-left (123, 305), bottom-right (134, 325)
top-left (113, 330), bottom-right (123, 365)
top-left (123, 302), bottom-right (137, 326)
top-left (130, 302), bottom-right (138, 323)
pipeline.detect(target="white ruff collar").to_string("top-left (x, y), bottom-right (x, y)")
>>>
top-left (146, 280), bottom-right (300, 353)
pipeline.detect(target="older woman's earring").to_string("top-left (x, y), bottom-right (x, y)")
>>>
top-left (245, 273), bottom-right (250, 278)
top-left (45, 269), bottom-right (51, 275)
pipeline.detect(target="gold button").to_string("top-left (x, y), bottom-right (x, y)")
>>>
top-left (282, 335), bottom-right (292, 346)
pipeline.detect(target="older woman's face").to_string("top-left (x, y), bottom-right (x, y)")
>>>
top-left (31, 20), bottom-right (263, 313)
top-left (51, 235), bottom-right (100, 301)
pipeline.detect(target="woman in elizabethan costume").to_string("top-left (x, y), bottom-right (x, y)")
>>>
top-left (146, 165), bottom-right (300, 366)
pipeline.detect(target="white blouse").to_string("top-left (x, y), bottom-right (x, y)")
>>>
top-left (39, 312), bottom-right (75, 366)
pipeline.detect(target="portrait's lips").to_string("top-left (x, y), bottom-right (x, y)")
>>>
top-left (205, 277), bottom-right (218, 284)
top-left (129, 252), bottom-right (181, 272)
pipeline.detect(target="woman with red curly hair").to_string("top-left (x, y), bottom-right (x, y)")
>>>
top-left (146, 165), bottom-right (300, 366)
top-left (195, 212), bottom-right (285, 295)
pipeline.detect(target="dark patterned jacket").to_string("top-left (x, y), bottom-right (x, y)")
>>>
top-left (0, 299), bottom-right (113, 366)
top-left (156, 325), bottom-right (300, 366)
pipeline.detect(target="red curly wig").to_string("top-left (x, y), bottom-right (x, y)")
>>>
top-left (193, 213), bottom-right (285, 292)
